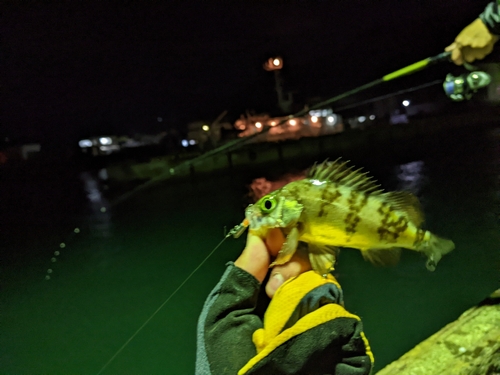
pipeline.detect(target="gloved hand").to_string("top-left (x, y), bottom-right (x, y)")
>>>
top-left (445, 18), bottom-right (499, 65)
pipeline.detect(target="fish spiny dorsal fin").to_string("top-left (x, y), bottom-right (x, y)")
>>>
top-left (308, 159), bottom-right (383, 195)
top-left (379, 191), bottom-right (424, 226)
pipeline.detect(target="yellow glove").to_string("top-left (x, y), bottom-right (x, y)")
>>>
top-left (446, 18), bottom-right (499, 65)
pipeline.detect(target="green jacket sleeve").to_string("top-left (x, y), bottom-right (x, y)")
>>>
top-left (480, 1), bottom-right (500, 35)
top-left (196, 262), bottom-right (263, 375)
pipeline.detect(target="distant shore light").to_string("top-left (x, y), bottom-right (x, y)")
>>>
top-left (99, 137), bottom-right (112, 145)
top-left (289, 119), bottom-right (297, 126)
top-left (255, 122), bottom-right (262, 129)
top-left (310, 116), bottom-right (318, 123)
top-left (202, 125), bottom-right (210, 131)
top-left (79, 139), bottom-right (92, 148)
top-left (402, 100), bottom-right (410, 107)
top-left (326, 115), bottom-right (338, 125)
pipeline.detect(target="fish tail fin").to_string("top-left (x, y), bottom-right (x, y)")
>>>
top-left (420, 234), bottom-right (455, 271)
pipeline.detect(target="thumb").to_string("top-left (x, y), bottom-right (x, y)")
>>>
top-left (265, 249), bottom-right (312, 298)
top-left (266, 271), bottom-right (286, 298)
top-left (445, 42), bottom-right (456, 52)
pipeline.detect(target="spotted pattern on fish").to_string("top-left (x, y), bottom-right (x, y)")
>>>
top-left (376, 202), bottom-right (409, 243)
top-left (285, 184), bottom-right (308, 202)
top-left (318, 184), bottom-right (342, 218)
top-left (413, 228), bottom-right (426, 247)
top-left (344, 190), bottom-right (368, 239)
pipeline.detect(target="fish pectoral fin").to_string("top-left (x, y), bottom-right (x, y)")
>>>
top-left (362, 247), bottom-right (401, 267)
top-left (270, 227), bottom-right (299, 267)
top-left (308, 244), bottom-right (340, 276)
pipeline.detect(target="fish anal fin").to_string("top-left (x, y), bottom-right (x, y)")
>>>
top-left (270, 227), bottom-right (299, 267)
top-left (307, 243), bottom-right (340, 276)
top-left (362, 247), bottom-right (401, 267)
top-left (380, 191), bottom-right (424, 226)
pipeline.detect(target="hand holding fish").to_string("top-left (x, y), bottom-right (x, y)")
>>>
top-left (235, 228), bottom-right (311, 298)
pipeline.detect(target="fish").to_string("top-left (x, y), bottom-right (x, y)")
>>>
top-left (241, 159), bottom-right (455, 275)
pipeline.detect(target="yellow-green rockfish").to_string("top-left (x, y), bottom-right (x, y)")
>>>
top-left (241, 159), bottom-right (455, 275)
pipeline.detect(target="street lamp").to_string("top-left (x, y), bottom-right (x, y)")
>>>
top-left (263, 57), bottom-right (283, 71)
top-left (263, 56), bottom-right (291, 113)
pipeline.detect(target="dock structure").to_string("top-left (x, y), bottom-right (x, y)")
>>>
top-left (375, 295), bottom-right (500, 375)
top-left (107, 111), bottom-right (499, 184)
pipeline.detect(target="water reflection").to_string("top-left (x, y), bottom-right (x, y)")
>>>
top-left (80, 170), bottom-right (112, 238)
top-left (395, 160), bottom-right (426, 195)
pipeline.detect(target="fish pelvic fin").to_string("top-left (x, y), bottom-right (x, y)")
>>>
top-left (361, 247), bottom-right (401, 267)
top-left (307, 243), bottom-right (340, 276)
top-left (418, 233), bottom-right (455, 271)
top-left (270, 227), bottom-right (300, 267)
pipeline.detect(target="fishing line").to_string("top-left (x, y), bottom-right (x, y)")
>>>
top-left (95, 232), bottom-right (234, 375)
top-left (97, 51), bottom-right (452, 372)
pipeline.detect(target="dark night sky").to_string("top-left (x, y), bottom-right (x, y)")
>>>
top-left (2, 1), bottom-right (489, 143)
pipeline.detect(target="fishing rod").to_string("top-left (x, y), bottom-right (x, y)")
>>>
top-left (110, 51), bottom-right (453, 207)
top-left (96, 51), bottom-right (461, 373)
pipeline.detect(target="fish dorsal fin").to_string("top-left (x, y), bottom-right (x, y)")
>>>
top-left (308, 159), bottom-right (383, 195)
top-left (379, 191), bottom-right (424, 226)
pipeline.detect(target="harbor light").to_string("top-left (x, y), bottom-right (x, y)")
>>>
top-left (78, 139), bottom-right (93, 148)
top-left (255, 122), bottom-right (262, 129)
top-left (402, 100), bottom-right (410, 107)
top-left (202, 125), bottom-right (210, 131)
top-left (326, 115), bottom-right (338, 125)
top-left (263, 56), bottom-right (283, 71)
top-left (99, 137), bottom-right (112, 145)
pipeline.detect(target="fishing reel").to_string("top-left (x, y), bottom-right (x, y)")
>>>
top-left (443, 68), bottom-right (491, 101)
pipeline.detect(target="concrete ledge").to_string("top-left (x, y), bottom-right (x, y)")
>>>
top-left (375, 298), bottom-right (500, 375)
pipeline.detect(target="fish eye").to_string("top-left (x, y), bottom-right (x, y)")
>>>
top-left (260, 195), bottom-right (277, 214)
